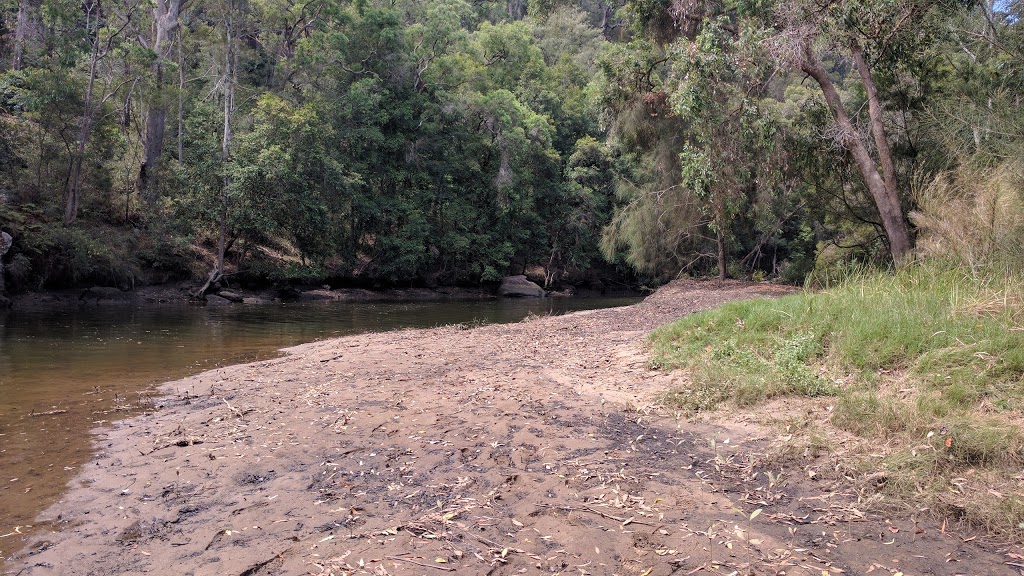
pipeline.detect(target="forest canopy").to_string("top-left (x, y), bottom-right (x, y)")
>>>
top-left (0, 0), bottom-right (1021, 292)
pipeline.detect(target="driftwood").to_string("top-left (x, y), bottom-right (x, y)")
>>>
top-left (191, 267), bottom-right (223, 300)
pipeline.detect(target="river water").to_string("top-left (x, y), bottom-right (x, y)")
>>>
top-left (0, 296), bottom-right (638, 562)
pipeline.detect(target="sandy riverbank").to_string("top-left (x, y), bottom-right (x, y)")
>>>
top-left (6, 280), bottom-right (1016, 575)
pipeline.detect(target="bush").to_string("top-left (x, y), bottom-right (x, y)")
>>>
top-left (912, 158), bottom-right (1024, 272)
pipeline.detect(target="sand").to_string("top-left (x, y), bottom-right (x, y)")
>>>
top-left (7, 280), bottom-right (1017, 575)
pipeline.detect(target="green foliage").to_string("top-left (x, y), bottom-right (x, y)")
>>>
top-left (1, 0), bottom-right (1023, 291)
top-left (5, 223), bottom-right (140, 289)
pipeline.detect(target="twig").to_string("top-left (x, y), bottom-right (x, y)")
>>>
top-left (450, 523), bottom-right (501, 548)
top-left (220, 397), bottom-right (243, 417)
top-left (384, 555), bottom-right (456, 571)
top-left (535, 503), bottom-right (658, 526)
top-left (144, 438), bottom-right (204, 455)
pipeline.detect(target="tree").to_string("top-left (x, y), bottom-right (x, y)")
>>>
top-left (64, 0), bottom-right (140, 226)
top-left (139, 0), bottom-right (185, 199)
top-left (768, 0), bottom-right (920, 264)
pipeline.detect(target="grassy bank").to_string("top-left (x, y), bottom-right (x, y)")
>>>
top-left (651, 265), bottom-right (1024, 537)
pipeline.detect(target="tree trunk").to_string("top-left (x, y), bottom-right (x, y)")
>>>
top-left (218, 3), bottom-right (236, 277)
top-left (800, 40), bottom-right (913, 265)
top-left (65, 1), bottom-right (102, 227)
top-left (140, 0), bottom-right (182, 200)
top-left (12, 0), bottom-right (31, 70)
top-left (716, 227), bottom-right (727, 280)
top-left (177, 25), bottom-right (185, 165)
top-left (193, 12), bottom-right (234, 299)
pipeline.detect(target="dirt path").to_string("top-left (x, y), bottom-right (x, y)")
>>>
top-left (7, 280), bottom-right (1019, 575)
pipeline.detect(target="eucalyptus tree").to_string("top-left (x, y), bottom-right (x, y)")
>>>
top-left (139, 0), bottom-right (187, 199)
top-left (615, 0), bottom-right (965, 268)
top-left (9, 0), bottom-right (35, 70)
top-left (63, 0), bottom-right (143, 226)
top-left (763, 0), bottom-right (933, 264)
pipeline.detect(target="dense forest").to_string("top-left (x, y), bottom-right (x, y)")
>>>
top-left (0, 0), bottom-right (1021, 295)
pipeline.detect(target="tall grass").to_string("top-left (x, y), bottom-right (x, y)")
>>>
top-left (651, 264), bottom-right (1024, 535)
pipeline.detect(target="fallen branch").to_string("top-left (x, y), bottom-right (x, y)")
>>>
top-left (30, 409), bottom-right (68, 417)
top-left (238, 551), bottom-right (283, 576)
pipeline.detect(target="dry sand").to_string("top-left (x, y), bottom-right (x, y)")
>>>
top-left (7, 280), bottom-right (1019, 575)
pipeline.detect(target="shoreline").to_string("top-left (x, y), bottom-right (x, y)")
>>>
top-left (3, 282), bottom-right (641, 312)
top-left (5, 280), bottom-right (1016, 575)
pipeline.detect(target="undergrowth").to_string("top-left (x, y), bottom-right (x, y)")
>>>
top-left (650, 263), bottom-right (1024, 537)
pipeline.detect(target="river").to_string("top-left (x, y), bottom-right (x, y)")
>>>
top-left (0, 296), bottom-right (639, 563)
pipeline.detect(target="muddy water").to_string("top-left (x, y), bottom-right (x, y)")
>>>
top-left (0, 296), bottom-right (638, 562)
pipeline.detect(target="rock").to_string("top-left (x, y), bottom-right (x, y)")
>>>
top-left (216, 290), bottom-right (244, 303)
top-left (0, 231), bottom-right (11, 295)
top-left (80, 286), bottom-right (135, 304)
top-left (0, 296), bottom-right (11, 309)
top-left (297, 289), bottom-right (335, 302)
top-left (242, 297), bottom-right (273, 305)
top-left (498, 275), bottom-right (545, 298)
top-left (205, 294), bottom-right (232, 306)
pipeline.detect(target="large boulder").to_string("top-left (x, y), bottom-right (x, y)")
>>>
top-left (498, 275), bottom-right (545, 298)
top-left (205, 294), bottom-right (232, 306)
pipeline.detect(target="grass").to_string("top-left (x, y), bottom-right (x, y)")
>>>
top-left (650, 263), bottom-right (1024, 537)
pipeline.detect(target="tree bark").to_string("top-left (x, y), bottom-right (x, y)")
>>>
top-left (799, 40), bottom-right (913, 265)
top-left (850, 43), bottom-right (899, 206)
